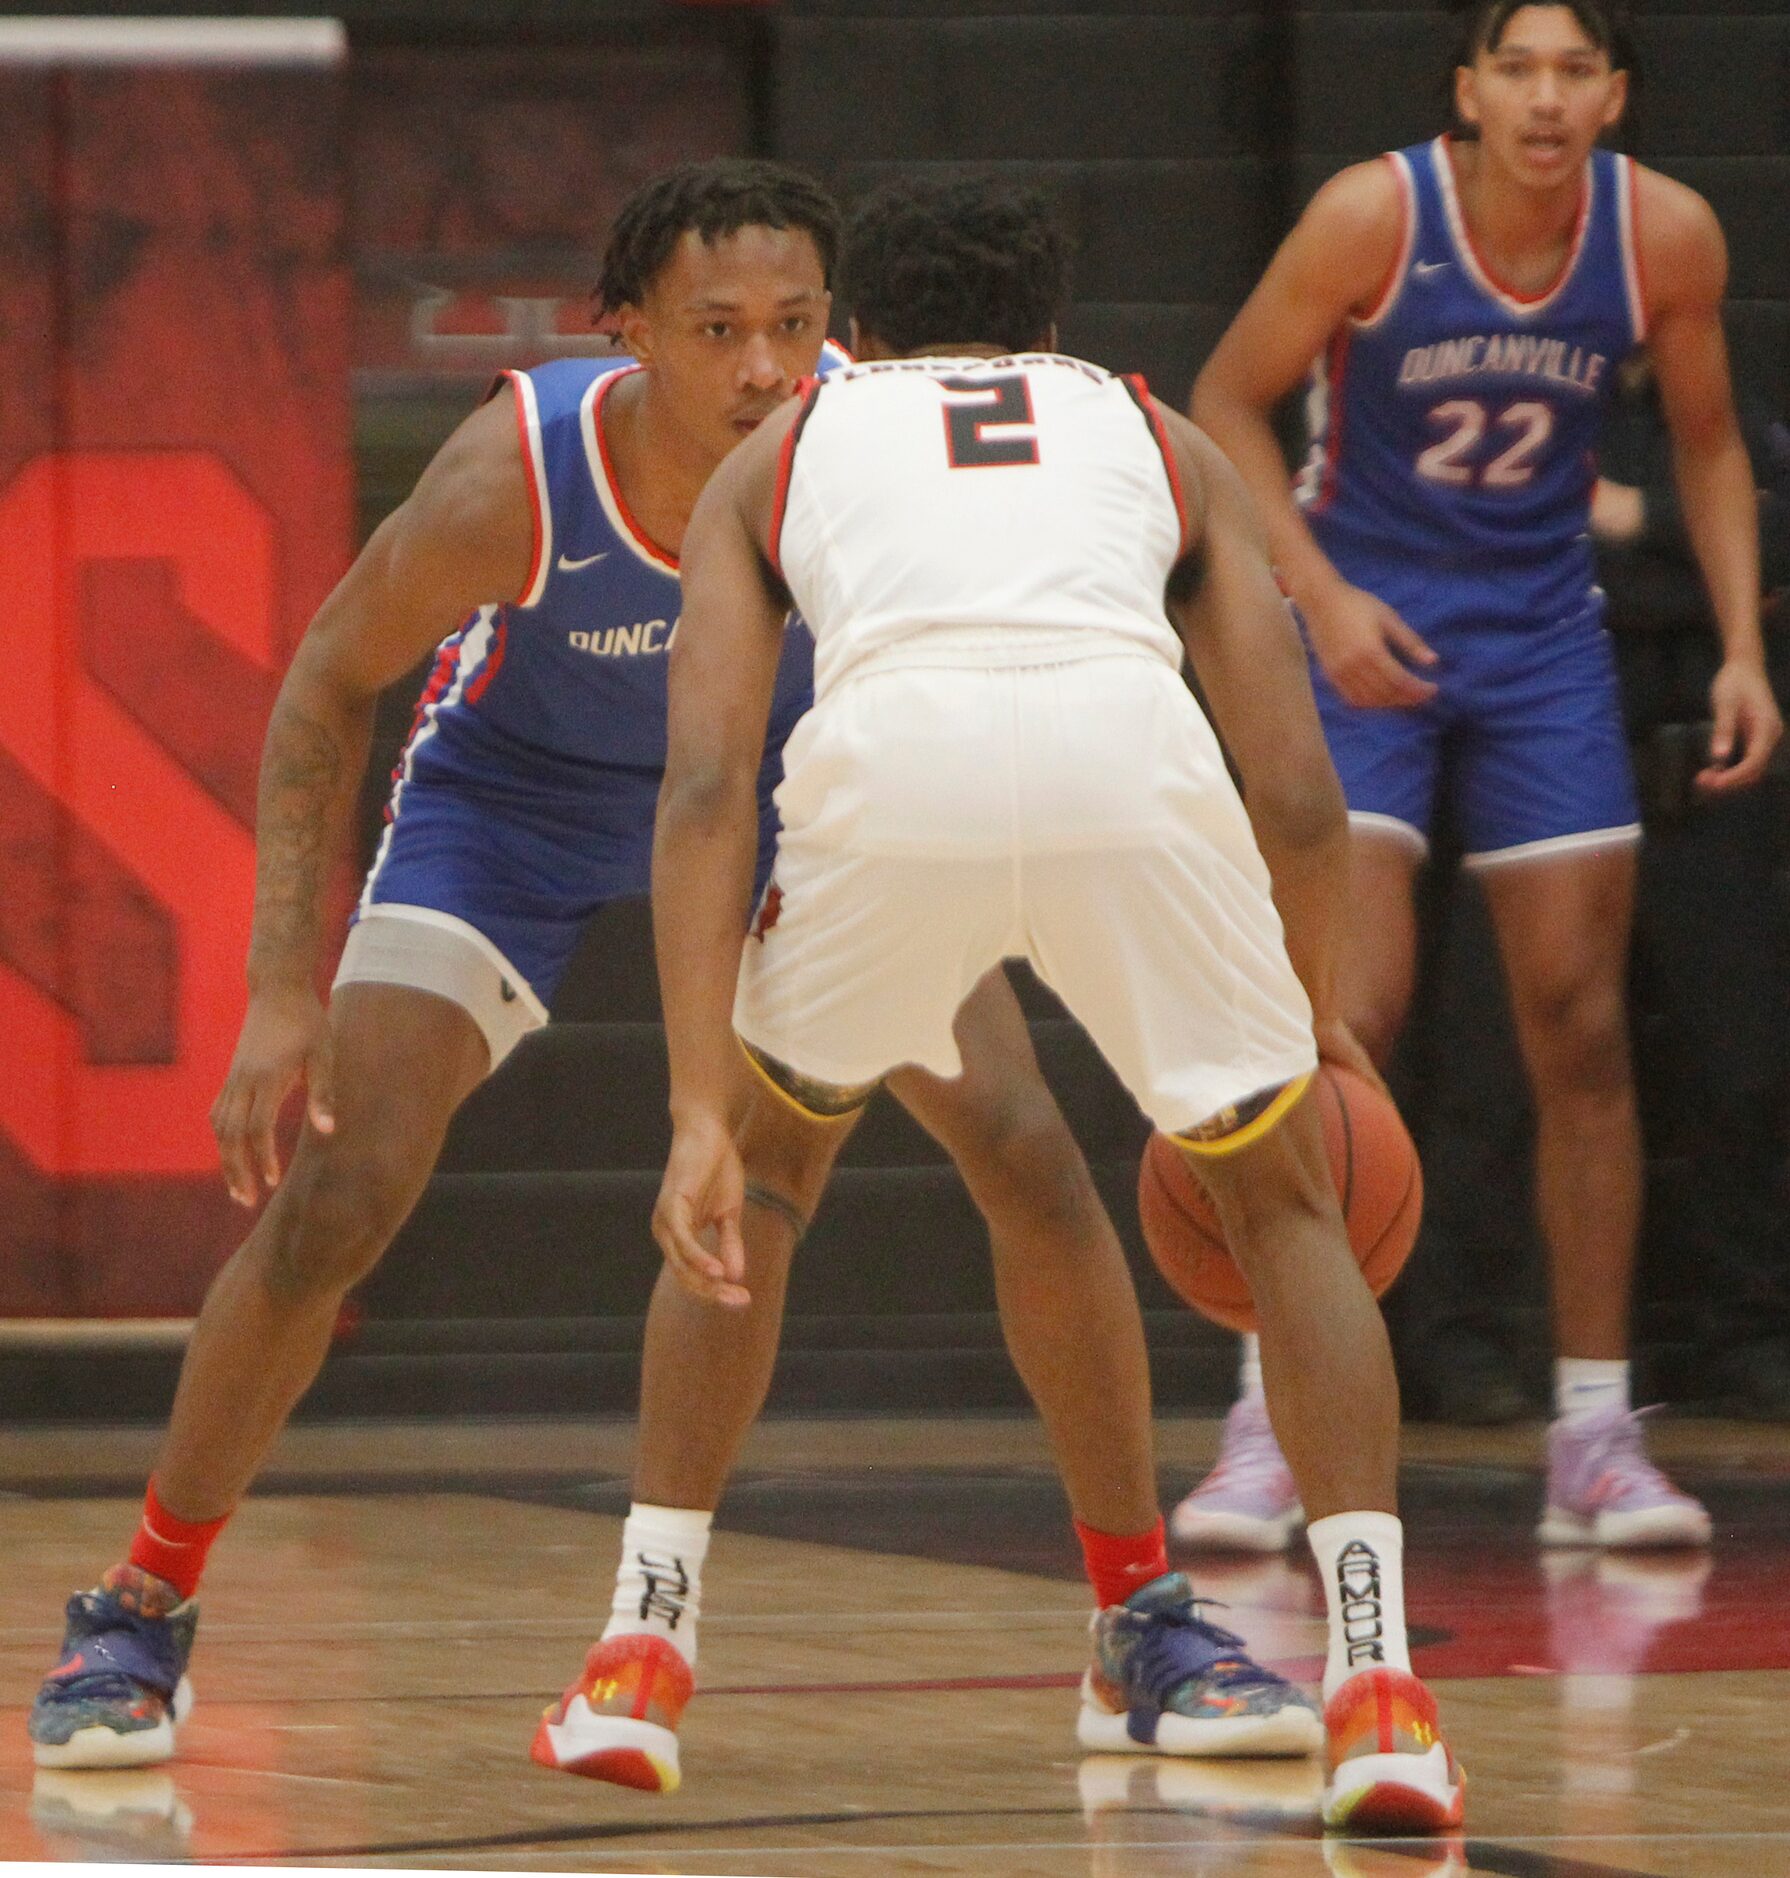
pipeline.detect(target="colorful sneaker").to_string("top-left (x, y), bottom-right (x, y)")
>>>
top-left (29, 1566), bottom-right (197, 1770)
top-left (1170, 1395), bottom-right (1304, 1553)
top-left (531, 1633), bottom-right (692, 1791)
top-left (1077, 1571), bottom-right (1322, 1757)
top-left (1536, 1406), bottom-right (1713, 1549)
top-left (1322, 1665), bottom-right (1464, 1835)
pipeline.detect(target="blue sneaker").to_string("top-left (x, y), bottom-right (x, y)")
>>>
top-left (1077, 1571), bottom-right (1321, 1757)
top-left (30, 1566), bottom-right (197, 1769)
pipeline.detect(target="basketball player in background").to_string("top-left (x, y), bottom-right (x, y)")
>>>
top-left (644, 175), bottom-right (1463, 1835)
top-left (1176, 0), bottom-right (1779, 1556)
top-left (33, 161), bottom-right (1311, 1783)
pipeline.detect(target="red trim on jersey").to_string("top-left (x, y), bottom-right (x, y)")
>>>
top-left (1312, 328), bottom-right (1351, 515)
top-left (503, 371), bottom-right (547, 603)
top-left (1441, 132), bottom-right (1590, 308)
top-left (591, 367), bottom-right (681, 571)
top-left (1355, 153), bottom-right (1414, 325)
top-left (462, 617), bottom-right (508, 705)
top-left (767, 376), bottom-right (824, 581)
top-left (1122, 373), bottom-right (1191, 553)
top-left (385, 640), bottom-right (461, 817)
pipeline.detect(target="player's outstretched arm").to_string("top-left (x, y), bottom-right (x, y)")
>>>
top-left (1191, 162), bottom-right (1438, 710)
top-left (1158, 407), bottom-right (1372, 1081)
top-left (212, 388), bottom-right (533, 1206)
top-left (651, 402), bottom-right (798, 1306)
top-left (1637, 167), bottom-right (1783, 791)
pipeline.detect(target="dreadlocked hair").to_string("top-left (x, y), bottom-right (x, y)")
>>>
top-left (839, 175), bottom-right (1071, 358)
top-left (595, 159), bottom-right (839, 316)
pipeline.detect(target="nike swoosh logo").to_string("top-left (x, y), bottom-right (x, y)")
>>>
top-left (1413, 261), bottom-right (1451, 279)
top-left (556, 551), bottom-right (608, 572)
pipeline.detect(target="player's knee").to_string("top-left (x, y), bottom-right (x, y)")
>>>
top-left (1524, 975), bottom-right (1631, 1099)
top-left (954, 1097), bottom-right (1099, 1235)
top-left (739, 1088), bottom-right (857, 1228)
top-left (1194, 1112), bottom-right (1334, 1278)
top-left (255, 1137), bottom-right (428, 1299)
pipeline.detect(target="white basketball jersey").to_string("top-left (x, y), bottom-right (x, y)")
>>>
top-left (770, 353), bottom-right (1190, 697)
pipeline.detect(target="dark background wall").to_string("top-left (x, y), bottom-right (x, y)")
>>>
top-left (8, 0), bottom-right (1788, 1420)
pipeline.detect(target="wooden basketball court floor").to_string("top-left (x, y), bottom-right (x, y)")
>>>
top-left (3, 1413), bottom-right (1789, 1876)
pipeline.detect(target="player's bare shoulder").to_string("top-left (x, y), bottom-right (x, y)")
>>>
top-left (401, 384), bottom-right (534, 562)
top-left (1629, 162), bottom-right (1729, 315)
top-left (309, 376), bottom-right (536, 685)
top-left (1291, 158), bottom-right (1410, 315)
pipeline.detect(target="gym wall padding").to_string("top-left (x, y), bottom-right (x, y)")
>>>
top-left (0, 27), bottom-right (352, 1319)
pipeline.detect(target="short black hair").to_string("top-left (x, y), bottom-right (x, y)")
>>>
top-left (1456, 0), bottom-right (1634, 70)
top-left (596, 159), bottom-right (839, 315)
top-left (839, 176), bottom-right (1071, 357)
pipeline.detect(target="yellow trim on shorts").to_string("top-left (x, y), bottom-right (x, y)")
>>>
top-left (1172, 1071), bottom-right (1315, 1159)
top-left (736, 1035), bottom-right (870, 1124)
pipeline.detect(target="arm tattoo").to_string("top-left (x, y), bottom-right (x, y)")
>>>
top-left (247, 701), bottom-right (350, 986)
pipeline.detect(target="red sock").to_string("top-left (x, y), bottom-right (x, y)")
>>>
top-left (127, 1478), bottom-right (231, 1601)
top-left (1075, 1515), bottom-right (1169, 1609)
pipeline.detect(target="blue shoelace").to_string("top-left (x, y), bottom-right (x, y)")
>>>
top-left (1124, 1599), bottom-right (1293, 1710)
top-left (41, 1593), bottom-right (183, 1705)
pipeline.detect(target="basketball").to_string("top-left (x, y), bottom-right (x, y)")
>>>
top-left (1137, 1064), bottom-right (1422, 1333)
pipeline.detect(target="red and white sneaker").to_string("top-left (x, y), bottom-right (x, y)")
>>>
top-left (531, 1633), bottom-right (693, 1792)
top-left (1322, 1666), bottom-right (1463, 1836)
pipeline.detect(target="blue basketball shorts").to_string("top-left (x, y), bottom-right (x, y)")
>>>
top-left (345, 756), bottom-right (783, 1028)
top-left (1305, 602), bottom-right (1641, 868)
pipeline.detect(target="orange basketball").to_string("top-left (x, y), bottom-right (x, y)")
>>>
top-left (1137, 1063), bottom-right (1422, 1333)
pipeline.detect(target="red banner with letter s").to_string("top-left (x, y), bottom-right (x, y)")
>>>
top-left (0, 27), bottom-right (351, 1317)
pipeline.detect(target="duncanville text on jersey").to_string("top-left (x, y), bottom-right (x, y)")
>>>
top-left (1398, 335), bottom-right (1608, 394)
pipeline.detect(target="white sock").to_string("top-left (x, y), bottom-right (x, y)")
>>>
top-left (1555, 1358), bottom-right (1629, 1424)
top-left (1307, 1511), bottom-right (1412, 1703)
top-left (1239, 1334), bottom-right (1265, 1403)
top-left (602, 1502), bottom-right (711, 1670)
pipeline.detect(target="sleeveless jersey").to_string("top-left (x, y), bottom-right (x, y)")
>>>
top-left (772, 353), bottom-right (1188, 698)
top-left (1296, 135), bottom-right (1646, 629)
top-left (393, 348), bottom-right (845, 802)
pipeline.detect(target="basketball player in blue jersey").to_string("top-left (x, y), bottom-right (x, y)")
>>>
top-left (1177, 0), bottom-right (1781, 1556)
top-left (30, 161), bottom-right (1319, 1785)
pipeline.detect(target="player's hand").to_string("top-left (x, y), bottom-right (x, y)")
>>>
top-left (1589, 477), bottom-right (1647, 546)
top-left (1303, 581), bottom-right (1439, 710)
top-left (1699, 657), bottom-right (1783, 793)
top-left (210, 985), bottom-right (336, 1207)
top-left (1313, 1016), bottom-right (1388, 1100)
top-left (653, 1113), bottom-right (750, 1308)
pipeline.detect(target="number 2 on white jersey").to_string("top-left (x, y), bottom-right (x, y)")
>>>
top-left (1416, 398), bottom-right (1553, 489)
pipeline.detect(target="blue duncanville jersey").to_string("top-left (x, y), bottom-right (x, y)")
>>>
top-left (1296, 135), bottom-right (1647, 629)
top-left (391, 349), bottom-right (846, 799)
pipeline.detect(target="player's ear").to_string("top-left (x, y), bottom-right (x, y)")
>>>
top-left (847, 316), bottom-right (863, 357)
top-left (1043, 322), bottom-right (1059, 351)
top-left (1600, 68), bottom-right (1629, 132)
top-left (1453, 65), bottom-right (1480, 131)
top-left (616, 302), bottom-right (654, 367)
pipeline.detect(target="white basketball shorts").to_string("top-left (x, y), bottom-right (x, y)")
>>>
top-left (734, 652), bottom-right (1317, 1135)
